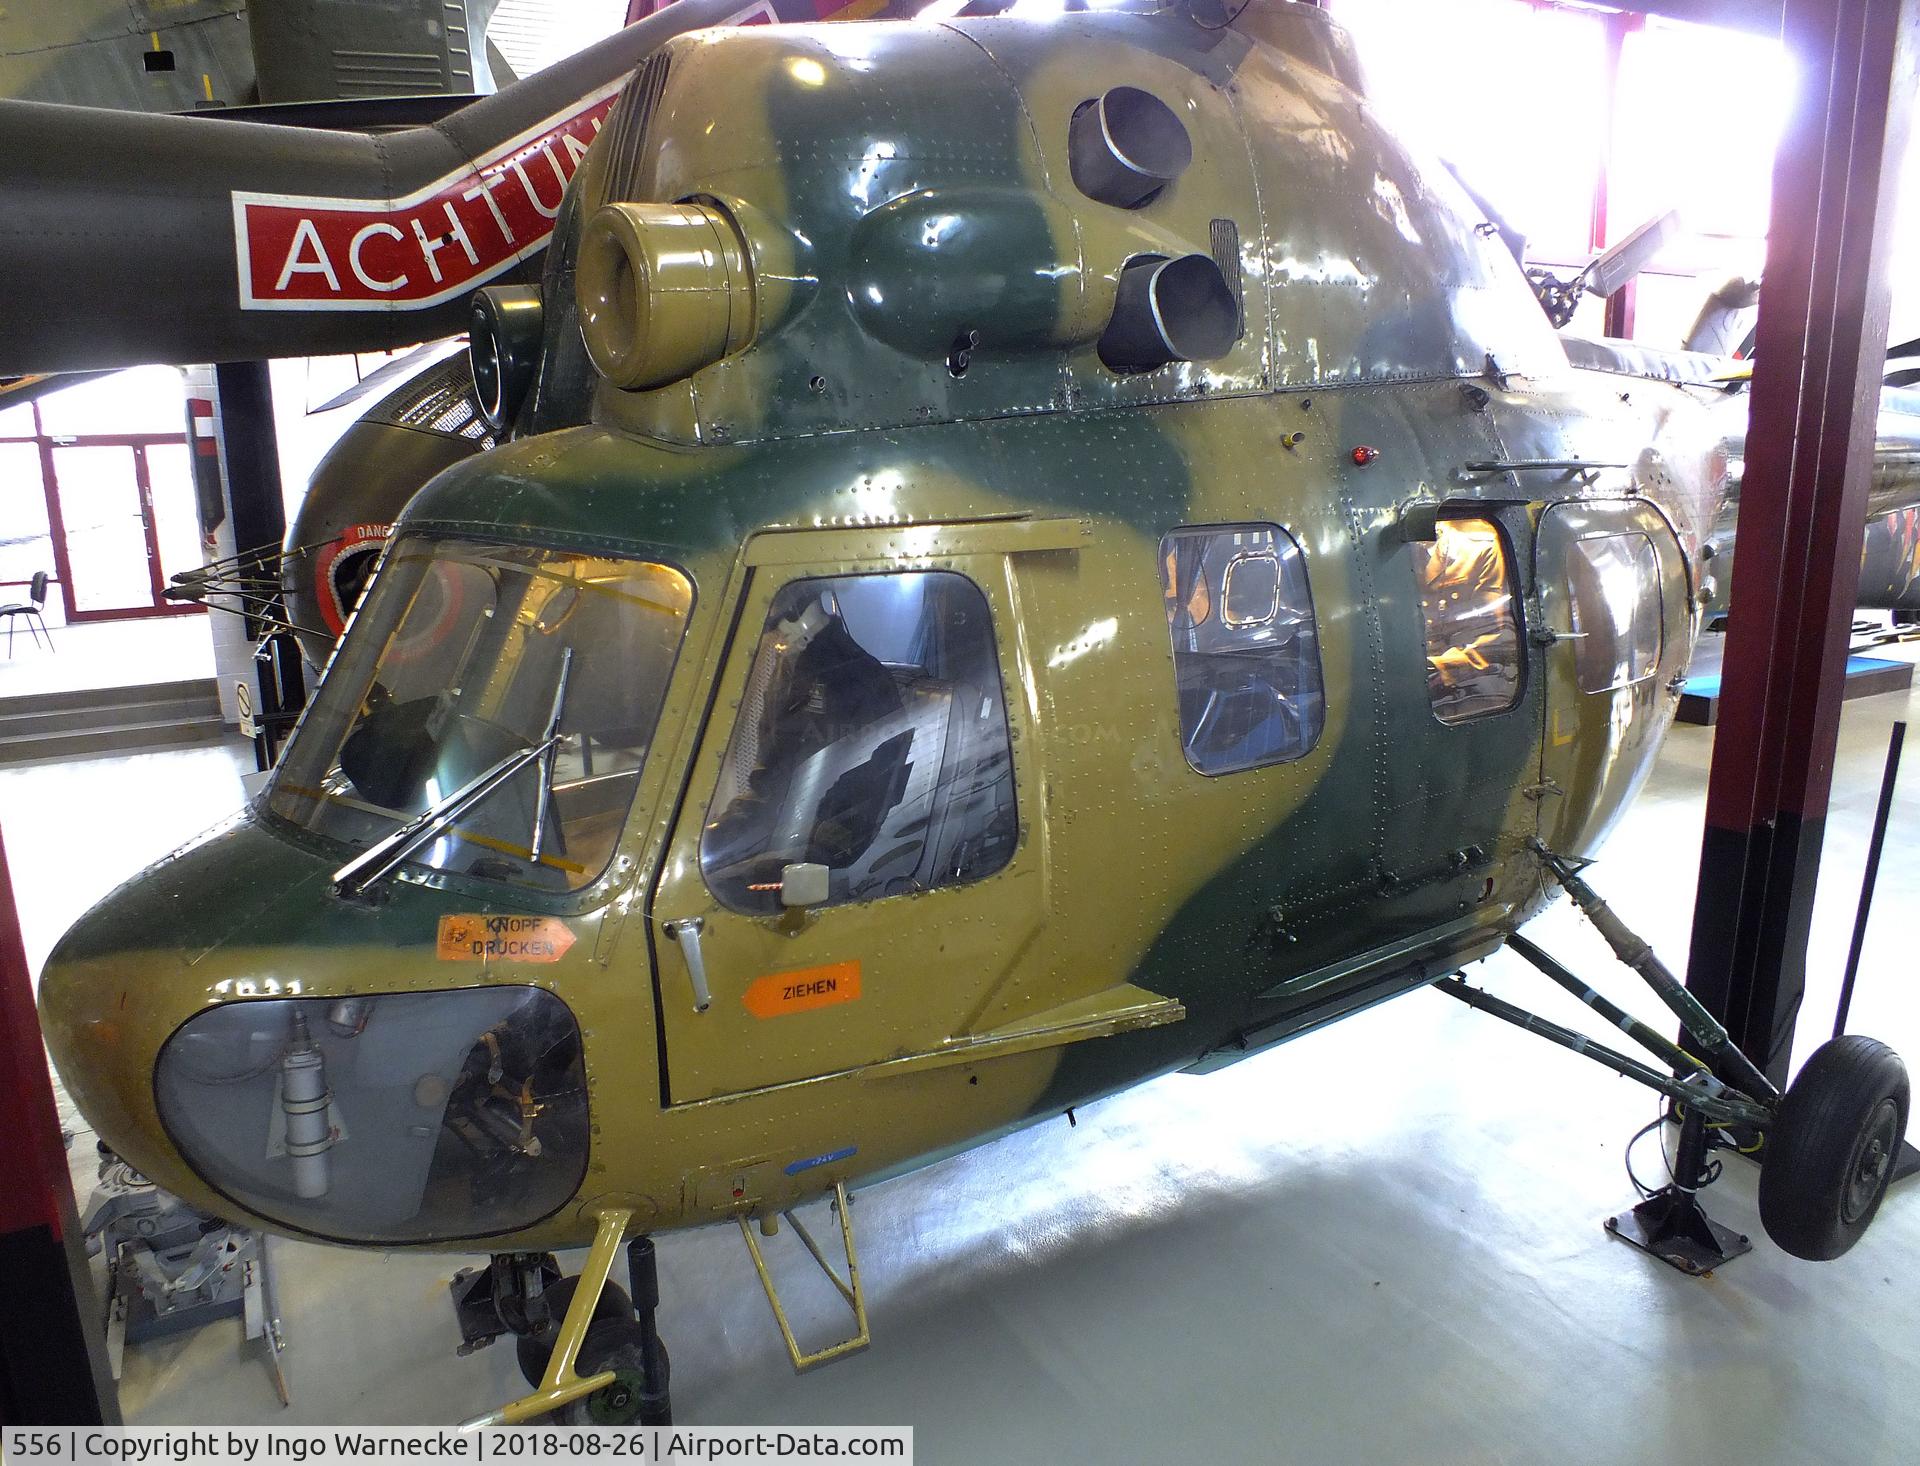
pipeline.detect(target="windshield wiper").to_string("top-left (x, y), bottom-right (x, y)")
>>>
top-left (330, 650), bottom-right (574, 901)
top-left (527, 648), bottom-right (572, 866)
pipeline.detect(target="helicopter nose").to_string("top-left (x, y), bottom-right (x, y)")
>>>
top-left (37, 920), bottom-right (192, 1186)
top-left (36, 812), bottom-right (333, 1196)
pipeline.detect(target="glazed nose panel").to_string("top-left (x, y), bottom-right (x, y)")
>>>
top-left (153, 987), bottom-right (589, 1244)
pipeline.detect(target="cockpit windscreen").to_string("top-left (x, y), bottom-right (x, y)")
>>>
top-left (270, 537), bottom-right (693, 894)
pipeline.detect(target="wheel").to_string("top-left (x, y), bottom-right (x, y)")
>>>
top-left (515, 1275), bottom-right (633, 1388)
top-left (1758, 1035), bottom-right (1910, 1261)
top-left (553, 1321), bottom-right (670, 1427)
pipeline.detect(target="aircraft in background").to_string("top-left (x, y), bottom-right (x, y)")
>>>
top-left (1673, 295), bottom-right (1920, 624)
top-left (1484, 186), bottom-right (1920, 630)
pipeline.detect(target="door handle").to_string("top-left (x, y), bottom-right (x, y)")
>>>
top-left (664, 917), bottom-right (711, 1013)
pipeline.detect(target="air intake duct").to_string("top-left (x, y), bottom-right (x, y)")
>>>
top-left (468, 285), bottom-right (544, 434)
top-left (1097, 254), bottom-right (1239, 374)
top-left (576, 200), bottom-right (757, 391)
top-left (1069, 86), bottom-right (1192, 209)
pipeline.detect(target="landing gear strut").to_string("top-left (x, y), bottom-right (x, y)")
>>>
top-left (455, 1209), bottom-right (673, 1426)
top-left (613, 1236), bottom-right (672, 1426)
top-left (1437, 842), bottom-right (1909, 1275)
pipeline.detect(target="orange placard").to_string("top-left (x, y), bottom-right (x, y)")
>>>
top-left (436, 914), bottom-right (577, 964)
top-left (742, 961), bottom-right (862, 1019)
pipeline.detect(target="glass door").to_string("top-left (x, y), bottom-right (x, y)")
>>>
top-left (143, 442), bottom-right (210, 592)
top-left (50, 444), bottom-right (156, 616)
top-left (45, 440), bottom-right (205, 619)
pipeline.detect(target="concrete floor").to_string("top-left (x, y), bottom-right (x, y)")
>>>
top-left (13, 633), bottom-right (1920, 1461)
top-left (0, 613), bottom-right (214, 699)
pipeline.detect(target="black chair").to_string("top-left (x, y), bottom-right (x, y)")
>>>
top-left (0, 571), bottom-right (54, 656)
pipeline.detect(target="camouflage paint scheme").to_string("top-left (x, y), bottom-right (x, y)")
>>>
top-left (40, 3), bottom-right (1731, 1254)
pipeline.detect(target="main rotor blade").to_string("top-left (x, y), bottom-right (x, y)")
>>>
top-left (1583, 209), bottom-right (1683, 299)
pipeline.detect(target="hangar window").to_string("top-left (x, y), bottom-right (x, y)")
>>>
top-left (1160, 524), bottom-right (1325, 775)
top-left (1567, 531), bottom-right (1663, 692)
top-left (700, 571), bottom-right (1018, 915)
top-left (1413, 516), bottom-right (1524, 724)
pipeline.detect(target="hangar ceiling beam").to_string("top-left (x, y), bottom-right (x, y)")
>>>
top-left (1685, 0), bottom-right (1918, 1086)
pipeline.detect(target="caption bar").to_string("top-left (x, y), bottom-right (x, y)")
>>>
top-left (2, 1431), bottom-right (911, 1465)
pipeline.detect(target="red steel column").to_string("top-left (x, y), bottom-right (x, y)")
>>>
top-left (1685, 0), bottom-right (1919, 1086)
top-left (0, 820), bottom-right (119, 1425)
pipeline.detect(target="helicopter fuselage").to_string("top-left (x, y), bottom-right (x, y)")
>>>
top-left (39, 4), bottom-right (1729, 1256)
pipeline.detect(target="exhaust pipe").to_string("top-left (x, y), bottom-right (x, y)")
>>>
top-left (0, 0), bottom-right (743, 376)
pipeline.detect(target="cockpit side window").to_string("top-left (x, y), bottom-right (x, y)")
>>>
top-left (699, 570), bottom-right (1018, 916)
top-left (1159, 524), bottom-right (1325, 775)
top-left (1412, 516), bottom-right (1524, 724)
top-left (1566, 531), bottom-right (1663, 692)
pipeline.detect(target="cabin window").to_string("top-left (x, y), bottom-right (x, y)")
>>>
top-left (700, 570), bottom-right (1018, 915)
top-left (1159, 524), bottom-right (1325, 774)
top-left (1567, 531), bottom-right (1663, 691)
top-left (1413, 516), bottom-right (1524, 724)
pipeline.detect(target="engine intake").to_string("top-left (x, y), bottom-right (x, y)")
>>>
top-left (576, 200), bottom-right (757, 391)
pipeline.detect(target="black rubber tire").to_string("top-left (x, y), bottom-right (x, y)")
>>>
top-left (1758, 1035), bottom-right (1909, 1261)
top-left (515, 1275), bottom-right (634, 1388)
top-left (554, 1321), bottom-right (670, 1427)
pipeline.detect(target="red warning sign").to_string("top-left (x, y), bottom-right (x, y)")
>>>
top-left (232, 85), bottom-right (621, 312)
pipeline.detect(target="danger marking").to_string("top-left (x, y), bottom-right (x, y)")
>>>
top-left (743, 961), bottom-right (862, 1019)
top-left (232, 84), bottom-right (621, 312)
top-left (437, 914), bottom-right (577, 964)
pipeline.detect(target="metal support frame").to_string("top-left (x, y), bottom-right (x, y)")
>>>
top-left (85, 1164), bottom-right (288, 1406)
top-left (1434, 963), bottom-right (1766, 1274)
top-left (622, 1236), bottom-right (672, 1426)
top-left (1507, 933), bottom-right (1712, 1082)
top-left (1534, 841), bottom-right (1778, 1102)
top-left (1685, 0), bottom-right (1920, 1091)
top-left (1443, 840), bottom-right (1801, 1274)
top-left (1835, 721), bottom-right (1905, 1039)
top-left (739, 1182), bottom-right (871, 1373)
top-left (1605, 1106), bottom-right (1755, 1276)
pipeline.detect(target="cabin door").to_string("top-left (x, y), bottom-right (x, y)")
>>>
top-left (645, 531), bottom-right (1045, 1104)
top-left (1533, 498), bottom-right (1693, 858)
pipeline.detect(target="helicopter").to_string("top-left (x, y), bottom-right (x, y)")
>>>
top-left (33, 0), bottom-right (1912, 1429)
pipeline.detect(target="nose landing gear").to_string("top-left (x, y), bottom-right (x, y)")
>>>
top-left (454, 1210), bottom-right (673, 1427)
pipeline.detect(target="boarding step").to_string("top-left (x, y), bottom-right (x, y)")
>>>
top-left (0, 679), bottom-right (229, 763)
